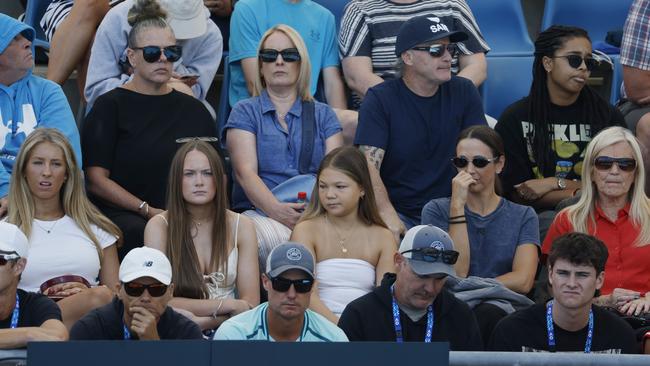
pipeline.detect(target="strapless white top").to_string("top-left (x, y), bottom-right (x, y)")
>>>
top-left (316, 258), bottom-right (375, 316)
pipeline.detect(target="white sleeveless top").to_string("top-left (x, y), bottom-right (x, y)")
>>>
top-left (316, 258), bottom-right (375, 316)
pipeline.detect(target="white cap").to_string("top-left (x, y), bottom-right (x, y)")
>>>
top-left (119, 247), bottom-right (172, 285)
top-left (0, 222), bottom-right (29, 258)
top-left (158, 0), bottom-right (207, 40)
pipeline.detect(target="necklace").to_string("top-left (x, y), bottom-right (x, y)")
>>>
top-left (325, 214), bottom-right (354, 254)
top-left (34, 218), bottom-right (61, 234)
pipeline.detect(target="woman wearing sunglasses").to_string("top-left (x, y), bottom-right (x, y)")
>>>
top-left (7, 128), bottom-right (121, 330)
top-left (495, 26), bottom-right (625, 215)
top-left (225, 25), bottom-right (343, 269)
top-left (544, 126), bottom-right (650, 317)
top-left (144, 140), bottom-right (259, 331)
top-left (82, 4), bottom-right (218, 259)
top-left (422, 125), bottom-right (540, 341)
top-left (290, 147), bottom-right (395, 324)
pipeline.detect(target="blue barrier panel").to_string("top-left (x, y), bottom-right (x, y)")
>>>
top-left (28, 341), bottom-right (211, 366)
top-left (212, 341), bottom-right (450, 366)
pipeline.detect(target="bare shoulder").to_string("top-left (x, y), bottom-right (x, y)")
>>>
top-left (370, 225), bottom-right (397, 249)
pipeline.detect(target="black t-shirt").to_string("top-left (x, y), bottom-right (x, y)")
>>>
top-left (338, 273), bottom-right (483, 350)
top-left (495, 96), bottom-right (625, 197)
top-left (0, 289), bottom-right (61, 328)
top-left (69, 297), bottom-right (202, 340)
top-left (82, 88), bottom-right (219, 209)
top-left (488, 303), bottom-right (638, 353)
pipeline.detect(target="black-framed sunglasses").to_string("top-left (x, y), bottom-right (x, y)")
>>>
top-left (0, 254), bottom-right (20, 266)
top-left (123, 282), bottom-right (169, 297)
top-left (258, 48), bottom-right (301, 63)
top-left (401, 248), bottom-right (459, 265)
top-left (452, 155), bottom-right (499, 169)
top-left (411, 43), bottom-right (458, 58)
top-left (551, 54), bottom-right (598, 71)
top-left (594, 156), bottom-right (637, 172)
top-left (270, 276), bottom-right (314, 293)
top-left (175, 136), bottom-right (219, 144)
top-left (132, 45), bottom-right (183, 63)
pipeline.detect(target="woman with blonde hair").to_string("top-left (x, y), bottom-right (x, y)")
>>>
top-left (8, 128), bottom-right (121, 329)
top-left (145, 140), bottom-right (259, 331)
top-left (225, 24), bottom-right (343, 270)
top-left (544, 126), bottom-right (650, 316)
top-left (290, 146), bottom-right (395, 324)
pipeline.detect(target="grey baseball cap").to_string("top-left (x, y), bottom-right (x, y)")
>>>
top-left (266, 242), bottom-right (315, 279)
top-left (399, 225), bottom-right (457, 277)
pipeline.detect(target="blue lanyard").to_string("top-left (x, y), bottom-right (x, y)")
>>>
top-left (123, 323), bottom-right (131, 340)
top-left (390, 284), bottom-right (433, 343)
top-left (546, 300), bottom-right (593, 353)
top-left (10, 293), bottom-right (19, 329)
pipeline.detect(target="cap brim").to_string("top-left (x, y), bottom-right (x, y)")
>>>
top-left (408, 259), bottom-right (456, 277)
top-left (268, 265), bottom-right (314, 279)
top-left (0, 243), bottom-right (24, 258)
top-left (120, 271), bottom-right (171, 285)
top-left (168, 17), bottom-right (206, 40)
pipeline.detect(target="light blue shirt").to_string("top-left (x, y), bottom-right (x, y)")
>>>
top-left (213, 302), bottom-right (349, 341)
top-left (228, 0), bottom-right (340, 106)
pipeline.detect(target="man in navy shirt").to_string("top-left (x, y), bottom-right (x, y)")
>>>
top-left (355, 15), bottom-right (486, 240)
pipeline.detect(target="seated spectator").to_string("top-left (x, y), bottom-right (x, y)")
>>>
top-left (228, 0), bottom-right (357, 142)
top-left (0, 222), bottom-right (68, 348)
top-left (85, 0), bottom-right (222, 111)
top-left (0, 14), bottom-right (80, 217)
top-left (421, 125), bottom-right (539, 341)
top-left (338, 225), bottom-right (482, 349)
top-left (544, 126), bottom-right (650, 316)
top-left (490, 233), bottom-right (638, 353)
top-left (290, 146), bottom-right (395, 323)
top-left (203, 0), bottom-right (232, 52)
top-left (225, 25), bottom-right (343, 268)
top-left (144, 140), bottom-right (259, 331)
top-left (82, 9), bottom-right (219, 259)
top-left (495, 26), bottom-right (625, 223)
top-left (213, 242), bottom-right (348, 341)
top-left (70, 247), bottom-right (203, 340)
top-left (355, 15), bottom-right (486, 240)
top-left (339, 0), bottom-right (489, 108)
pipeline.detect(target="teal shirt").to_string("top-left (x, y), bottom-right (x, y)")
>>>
top-left (213, 302), bottom-right (348, 341)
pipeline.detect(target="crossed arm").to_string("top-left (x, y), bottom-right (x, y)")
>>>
top-left (0, 319), bottom-right (68, 349)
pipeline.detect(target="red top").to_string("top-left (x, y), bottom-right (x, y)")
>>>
top-left (543, 204), bottom-right (650, 295)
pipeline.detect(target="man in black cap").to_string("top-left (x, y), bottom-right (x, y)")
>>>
top-left (338, 225), bottom-right (482, 349)
top-left (355, 15), bottom-right (487, 241)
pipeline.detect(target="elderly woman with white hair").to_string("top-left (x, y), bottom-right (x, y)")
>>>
top-left (224, 24), bottom-right (344, 269)
top-left (543, 126), bottom-right (650, 316)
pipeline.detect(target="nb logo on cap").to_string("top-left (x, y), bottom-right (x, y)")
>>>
top-left (286, 248), bottom-right (302, 261)
top-left (143, 261), bottom-right (153, 267)
top-left (430, 241), bottom-right (444, 251)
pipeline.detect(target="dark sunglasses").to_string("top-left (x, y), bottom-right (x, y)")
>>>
top-left (451, 155), bottom-right (499, 169)
top-left (258, 48), bottom-right (301, 63)
top-left (123, 282), bottom-right (169, 297)
top-left (411, 43), bottom-right (458, 57)
top-left (270, 276), bottom-right (314, 293)
top-left (132, 45), bottom-right (182, 63)
top-left (552, 55), bottom-right (598, 71)
top-left (401, 248), bottom-right (459, 265)
top-left (594, 156), bottom-right (637, 172)
top-left (0, 254), bottom-right (20, 266)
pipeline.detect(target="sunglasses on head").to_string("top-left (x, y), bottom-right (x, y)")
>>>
top-left (175, 136), bottom-right (219, 144)
top-left (411, 43), bottom-right (458, 57)
top-left (0, 254), bottom-right (20, 266)
top-left (270, 276), bottom-right (314, 293)
top-left (123, 282), bottom-right (168, 297)
top-left (452, 155), bottom-right (499, 169)
top-left (132, 45), bottom-right (182, 63)
top-left (259, 48), bottom-right (301, 63)
top-left (552, 55), bottom-right (597, 71)
top-left (594, 156), bottom-right (637, 172)
top-left (401, 248), bottom-right (459, 265)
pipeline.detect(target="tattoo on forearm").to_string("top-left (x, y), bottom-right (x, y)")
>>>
top-left (359, 145), bottom-right (384, 170)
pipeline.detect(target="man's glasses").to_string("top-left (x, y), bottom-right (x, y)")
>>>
top-left (411, 43), bottom-right (458, 58)
top-left (258, 48), bottom-right (301, 63)
top-left (270, 276), bottom-right (314, 293)
top-left (0, 254), bottom-right (20, 266)
top-left (132, 45), bottom-right (182, 63)
top-left (594, 156), bottom-right (637, 172)
top-left (401, 248), bottom-right (459, 265)
top-left (452, 156), bottom-right (499, 169)
top-left (123, 282), bottom-right (169, 297)
top-left (175, 136), bottom-right (219, 144)
top-left (551, 55), bottom-right (597, 71)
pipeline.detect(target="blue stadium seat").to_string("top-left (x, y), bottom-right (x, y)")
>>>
top-left (312, 0), bottom-right (349, 29)
top-left (482, 56), bottom-right (534, 119)
top-left (465, 0), bottom-right (534, 56)
top-left (217, 55), bottom-right (231, 144)
top-left (23, 0), bottom-right (53, 51)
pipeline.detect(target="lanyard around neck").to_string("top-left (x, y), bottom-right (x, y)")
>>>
top-left (546, 300), bottom-right (593, 353)
top-left (390, 284), bottom-right (433, 343)
top-left (10, 293), bottom-right (19, 329)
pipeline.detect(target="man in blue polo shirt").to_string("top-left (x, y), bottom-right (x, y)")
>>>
top-left (355, 15), bottom-right (486, 240)
top-left (214, 242), bottom-right (348, 341)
